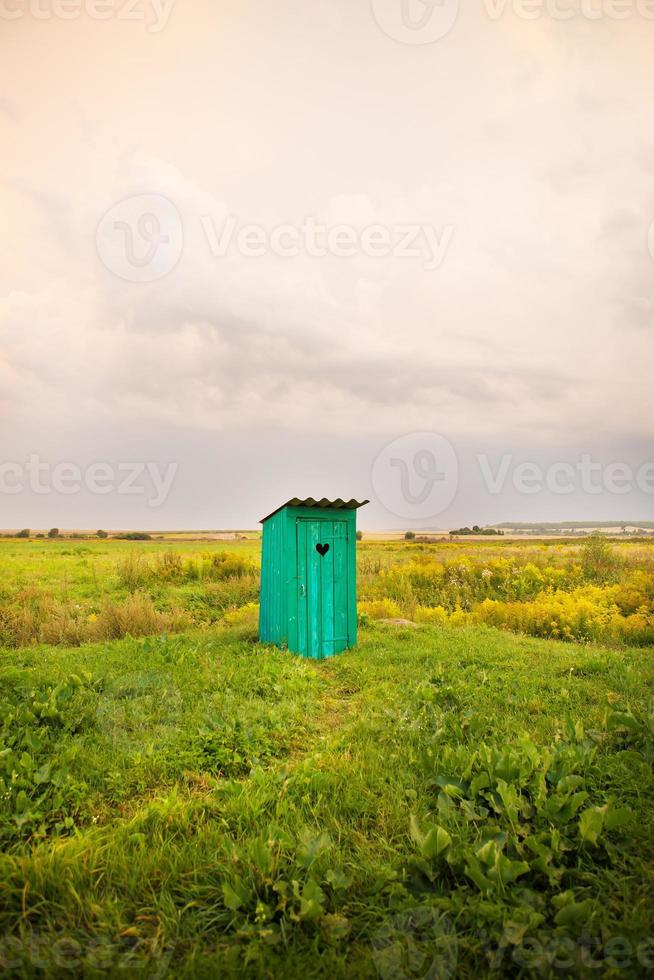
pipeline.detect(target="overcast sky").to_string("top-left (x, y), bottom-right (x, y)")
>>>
top-left (1, 0), bottom-right (653, 529)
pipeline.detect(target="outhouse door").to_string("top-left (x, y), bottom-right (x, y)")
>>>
top-left (296, 518), bottom-right (350, 658)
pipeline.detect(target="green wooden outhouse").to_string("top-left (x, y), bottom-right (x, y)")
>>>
top-left (259, 497), bottom-right (368, 658)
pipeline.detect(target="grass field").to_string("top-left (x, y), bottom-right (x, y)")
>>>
top-left (0, 536), bottom-right (653, 977)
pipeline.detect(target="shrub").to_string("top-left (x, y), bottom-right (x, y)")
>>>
top-left (610, 612), bottom-right (654, 647)
top-left (357, 598), bottom-right (402, 620)
top-left (223, 602), bottom-right (259, 639)
top-left (581, 533), bottom-right (621, 583)
top-left (613, 570), bottom-right (654, 616)
top-left (91, 593), bottom-right (189, 641)
top-left (116, 552), bottom-right (152, 590)
top-left (203, 552), bottom-right (257, 580)
top-left (0, 590), bottom-right (190, 647)
top-left (404, 531), bottom-right (416, 541)
top-left (414, 605), bottom-right (449, 625)
top-left (223, 602), bottom-right (259, 628)
top-left (470, 586), bottom-right (639, 644)
top-left (0, 591), bottom-right (87, 648)
top-left (153, 550), bottom-right (185, 581)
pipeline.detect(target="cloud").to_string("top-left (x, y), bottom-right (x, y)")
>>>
top-left (1, 145), bottom-right (651, 448)
top-left (0, 3), bottom-right (652, 526)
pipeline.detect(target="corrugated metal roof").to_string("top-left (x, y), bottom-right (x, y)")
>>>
top-left (260, 497), bottom-right (369, 523)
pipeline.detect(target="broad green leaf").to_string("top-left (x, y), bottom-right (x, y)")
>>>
top-left (489, 853), bottom-right (530, 886)
top-left (551, 890), bottom-right (575, 910)
top-left (544, 791), bottom-right (588, 824)
top-left (503, 920), bottom-right (530, 945)
top-left (410, 815), bottom-right (452, 861)
top-left (470, 772), bottom-right (490, 796)
top-left (554, 899), bottom-right (594, 927)
top-left (251, 838), bottom-right (273, 874)
top-left (579, 807), bottom-right (604, 845)
top-left (607, 711), bottom-right (640, 732)
top-left (440, 782), bottom-right (465, 799)
top-left (321, 913), bottom-right (350, 939)
top-left (299, 878), bottom-right (326, 920)
top-left (296, 831), bottom-right (332, 868)
top-left (557, 775), bottom-right (584, 793)
top-left (222, 882), bottom-right (243, 911)
top-left (421, 825), bottom-right (452, 861)
top-left (465, 859), bottom-right (493, 893)
top-left (325, 867), bottom-right (352, 890)
top-left (604, 807), bottom-right (630, 831)
top-left (14, 790), bottom-right (29, 813)
top-left (476, 840), bottom-right (498, 866)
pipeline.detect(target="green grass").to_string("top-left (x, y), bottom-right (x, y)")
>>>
top-left (1, 621), bottom-right (653, 977)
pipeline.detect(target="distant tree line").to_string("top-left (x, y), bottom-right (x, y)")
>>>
top-left (449, 526), bottom-right (505, 536)
top-left (5, 529), bottom-right (152, 540)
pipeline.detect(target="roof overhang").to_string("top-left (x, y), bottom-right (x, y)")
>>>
top-left (260, 497), bottom-right (369, 524)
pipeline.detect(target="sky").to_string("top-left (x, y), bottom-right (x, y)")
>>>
top-left (0, 0), bottom-right (653, 530)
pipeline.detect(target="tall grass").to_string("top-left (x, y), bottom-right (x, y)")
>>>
top-left (117, 550), bottom-right (257, 589)
top-left (0, 590), bottom-right (189, 648)
top-left (0, 538), bottom-right (651, 650)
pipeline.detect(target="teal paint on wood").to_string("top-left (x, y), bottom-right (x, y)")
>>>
top-left (259, 498), bottom-right (368, 658)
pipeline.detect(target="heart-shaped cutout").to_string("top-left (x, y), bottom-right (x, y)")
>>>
top-left (316, 543), bottom-right (330, 556)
